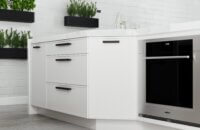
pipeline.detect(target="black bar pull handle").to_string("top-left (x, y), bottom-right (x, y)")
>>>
top-left (103, 40), bottom-right (120, 44)
top-left (56, 87), bottom-right (72, 91)
top-left (55, 43), bottom-right (72, 46)
top-left (55, 59), bottom-right (72, 62)
top-left (33, 46), bottom-right (41, 49)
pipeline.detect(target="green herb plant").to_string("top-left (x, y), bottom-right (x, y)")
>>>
top-left (20, 31), bottom-right (31, 48)
top-left (7, 0), bottom-right (36, 11)
top-left (0, 0), bottom-right (8, 9)
top-left (10, 0), bottom-right (22, 11)
top-left (22, 0), bottom-right (36, 11)
top-left (5, 28), bottom-right (13, 48)
top-left (0, 30), bottom-right (6, 48)
top-left (11, 30), bottom-right (21, 48)
top-left (0, 28), bottom-right (31, 48)
top-left (67, 0), bottom-right (78, 16)
top-left (67, 0), bottom-right (97, 18)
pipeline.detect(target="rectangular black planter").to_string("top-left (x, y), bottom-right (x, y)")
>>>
top-left (0, 48), bottom-right (27, 59)
top-left (64, 16), bottom-right (99, 28)
top-left (0, 9), bottom-right (34, 23)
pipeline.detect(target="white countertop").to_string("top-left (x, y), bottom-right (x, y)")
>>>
top-left (32, 29), bottom-right (138, 43)
top-left (32, 27), bottom-right (200, 44)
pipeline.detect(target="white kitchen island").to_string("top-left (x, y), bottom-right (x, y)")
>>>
top-left (28, 29), bottom-right (200, 130)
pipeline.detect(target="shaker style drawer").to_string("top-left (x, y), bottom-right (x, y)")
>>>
top-left (46, 55), bottom-right (87, 85)
top-left (46, 38), bottom-right (87, 55)
top-left (46, 83), bottom-right (87, 118)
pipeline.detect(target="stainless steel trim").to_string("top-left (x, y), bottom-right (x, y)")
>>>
top-left (146, 55), bottom-right (190, 60)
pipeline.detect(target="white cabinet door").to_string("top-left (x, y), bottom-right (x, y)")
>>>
top-left (87, 37), bottom-right (138, 119)
top-left (30, 43), bottom-right (46, 108)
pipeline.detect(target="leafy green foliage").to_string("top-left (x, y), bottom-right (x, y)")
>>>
top-left (20, 31), bottom-right (31, 48)
top-left (0, 0), bottom-right (8, 9)
top-left (87, 2), bottom-right (96, 18)
top-left (0, 28), bottom-right (32, 48)
top-left (9, 0), bottom-right (36, 11)
top-left (5, 28), bottom-right (13, 47)
top-left (10, 0), bottom-right (22, 11)
top-left (11, 30), bottom-right (21, 48)
top-left (67, 0), bottom-right (97, 18)
top-left (22, 0), bottom-right (36, 11)
top-left (67, 0), bottom-right (78, 16)
top-left (0, 30), bottom-right (6, 48)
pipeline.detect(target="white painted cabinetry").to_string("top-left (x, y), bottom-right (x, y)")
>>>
top-left (29, 31), bottom-right (138, 121)
top-left (30, 43), bottom-right (46, 108)
top-left (30, 30), bottom-right (189, 130)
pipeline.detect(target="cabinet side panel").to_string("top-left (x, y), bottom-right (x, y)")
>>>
top-left (30, 43), bottom-right (46, 108)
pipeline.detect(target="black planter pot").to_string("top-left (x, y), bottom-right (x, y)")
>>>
top-left (64, 16), bottom-right (99, 28)
top-left (0, 48), bottom-right (27, 59)
top-left (0, 9), bottom-right (34, 23)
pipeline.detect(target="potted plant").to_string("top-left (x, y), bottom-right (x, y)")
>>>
top-left (65, 0), bottom-right (99, 28)
top-left (0, 0), bottom-right (36, 23)
top-left (0, 28), bottom-right (31, 59)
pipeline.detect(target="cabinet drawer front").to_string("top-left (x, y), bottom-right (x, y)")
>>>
top-left (46, 55), bottom-right (87, 85)
top-left (46, 38), bottom-right (87, 55)
top-left (46, 83), bottom-right (87, 118)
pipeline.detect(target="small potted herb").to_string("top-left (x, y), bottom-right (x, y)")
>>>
top-left (0, 28), bottom-right (31, 59)
top-left (0, 0), bottom-right (36, 23)
top-left (0, 0), bottom-right (8, 9)
top-left (65, 0), bottom-right (99, 28)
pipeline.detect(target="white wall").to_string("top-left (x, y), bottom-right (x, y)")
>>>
top-left (98, 0), bottom-right (200, 29)
top-left (31, 0), bottom-right (81, 37)
top-left (32, 0), bottom-right (200, 37)
top-left (1, 0), bottom-right (200, 37)
top-left (0, 0), bottom-right (200, 101)
top-left (0, 60), bottom-right (27, 97)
